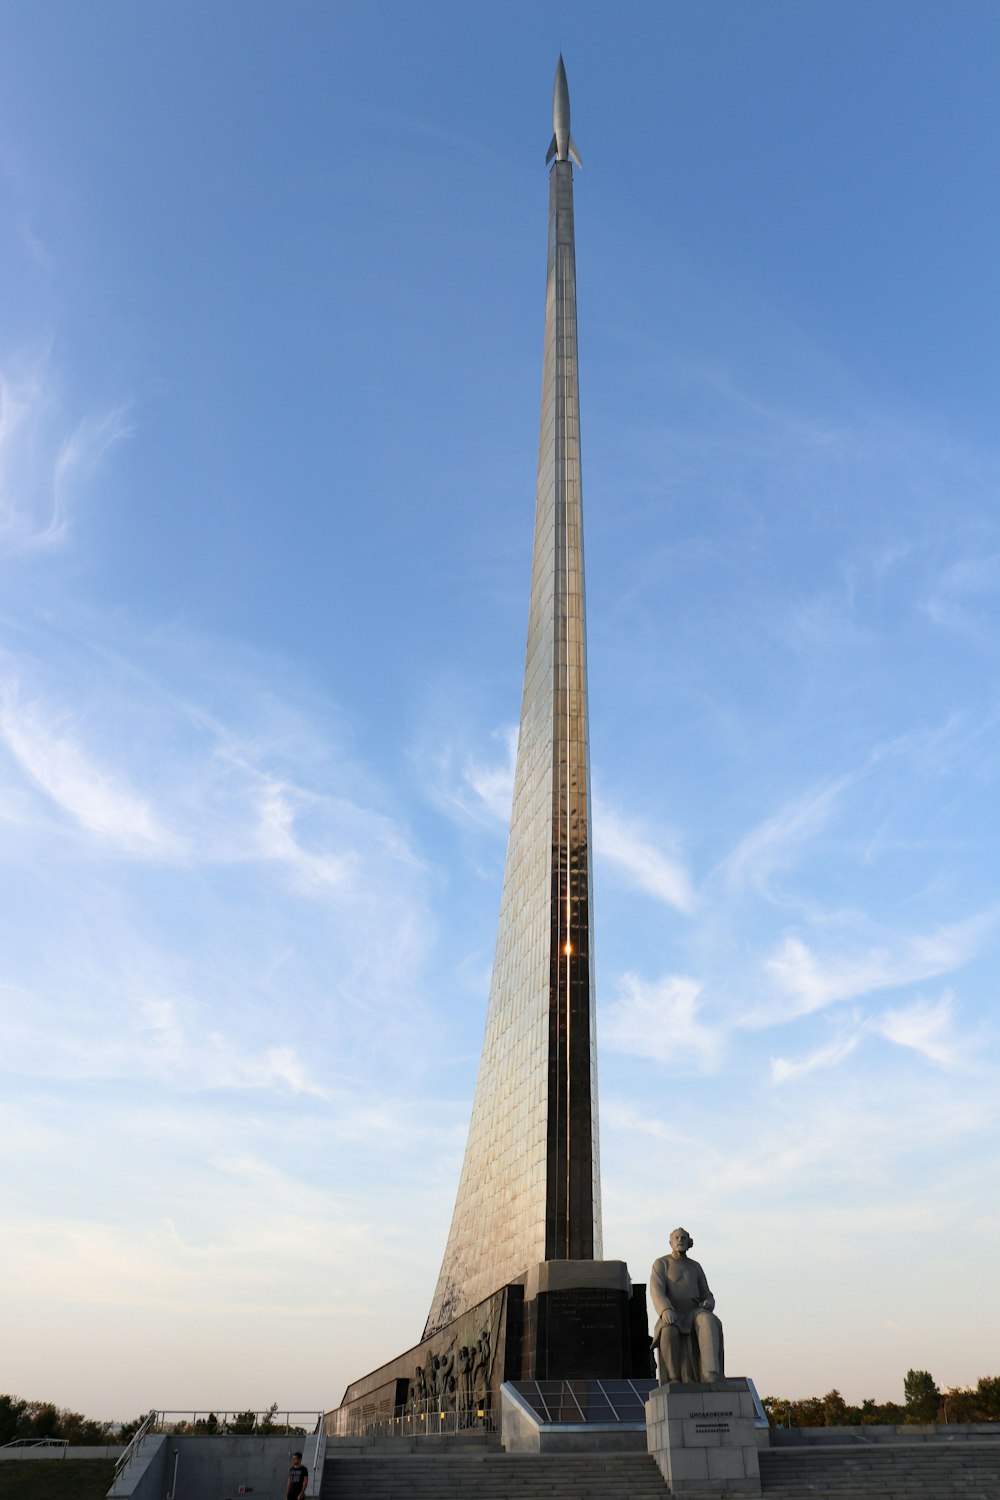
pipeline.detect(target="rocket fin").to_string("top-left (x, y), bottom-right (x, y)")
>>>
top-left (569, 136), bottom-right (582, 169)
top-left (546, 133), bottom-right (557, 164)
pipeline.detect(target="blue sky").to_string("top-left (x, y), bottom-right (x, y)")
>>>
top-left (1, 1), bottom-right (999, 1418)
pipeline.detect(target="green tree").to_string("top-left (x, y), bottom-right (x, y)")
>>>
top-left (821, 1390), bottom-right (850, 1426)
top-left (904, 1369), bottom-right (941, 1423)
top-left (975, 1377), bottom-right (1000, 1421)
top-left (27, 1403), bottom-right (60, 1439)
top-left (118, 1416), bottom-right (148, 1443)
top-left (0, 1396), bottom-right (29, 1445)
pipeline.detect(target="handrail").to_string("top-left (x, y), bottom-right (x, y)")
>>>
top-left (154, 1411), bottom-right (322, 1435)
top-left (328, 1398), bottom-right (496, 1441)
top-left (114, 1412), bottom-right (157, 1482)
top-left (310, 1423), bottom-right (324, 1494)
top-left (1, 1439), bottom-right (69, 1450)
top-left (110, 1407), bottom-right (325, 1492)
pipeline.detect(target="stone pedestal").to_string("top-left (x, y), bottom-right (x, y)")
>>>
top-left (646, 1379), bottom-right (761, 1495)
top-left (521, 1260), bottom-right (653, 1380)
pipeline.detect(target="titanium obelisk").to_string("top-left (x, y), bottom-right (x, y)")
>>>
top-left (425, 56), bottom-right (601, 1335)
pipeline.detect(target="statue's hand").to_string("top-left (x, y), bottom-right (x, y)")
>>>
top-left (662, 1308), bottom-right (677, 1326)
top-left (700, 1296), bottom-right (715, 1313)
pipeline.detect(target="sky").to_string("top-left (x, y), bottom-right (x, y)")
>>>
top-left (1, 0), bottom-right (999, 1420)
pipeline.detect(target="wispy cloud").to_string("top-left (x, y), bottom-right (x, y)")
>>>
top-left (51, 406), bottom-right (132, 542)
top-left (465, 725), bottom-right (518, 822)
top-left (760, 910), bottom-right (994, 1022)
top-left (254, 779), bottom-right (352, 889)
top-left (422, 719), bottom-right (697, 914)
top-left (594, 802), bottom-right (695, 914)
top-left (770, 1022), bottom-right (864, 1083)
top-left (768, 989), bottom-right (966, 1083)
top-left (872, 990), bottom-right (960, 1067)
top-left (602, 973), bottom-right (722, 1072)
top-left (922, 551), bottom-right (1000, 638)
top-left (719, 775), bottom-right (851, 894)
top-left (0, 688), bottom-right (178, 854)
top-left (0, 357), bottom-right (129, 553)
top-left (419, 722), bottom-right (518, 830)
top-left (135, 996), bottom-right (332, 1097)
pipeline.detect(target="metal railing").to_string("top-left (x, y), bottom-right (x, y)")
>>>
top-left (153, 1411), bottom-right (322, 1436)
top-left (109, 1409), bottom-right (326, 1500)
top-left (347, 1399), bottom-right (497, 1440)
top-left (1, 1439), bottom-right (69, 1451)
top-left (114, 1412), bottom-right (157, 1482)
top-left (113, 1410), bottom-right (322, 1486)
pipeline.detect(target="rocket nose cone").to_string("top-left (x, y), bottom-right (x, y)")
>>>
top-left (553, 55), bottom-right (570, 130)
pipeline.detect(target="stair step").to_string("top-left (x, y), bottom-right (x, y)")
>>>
top-left (322, 1441), bottom-right (1000, 1500)
top-left (324, 1451), bottom-right (668, 1498)
top-left (759, 1442), bottom-right (1000, 1499)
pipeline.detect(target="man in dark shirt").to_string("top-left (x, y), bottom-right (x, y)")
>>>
top-left (285, 1453), bottom-right (308, 1500)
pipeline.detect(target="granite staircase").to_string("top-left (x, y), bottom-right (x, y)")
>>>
top-left (324, 1448), bottom-right (669, 1498)
top-left (323, 1438), bottom-right (1000, 1500)
top-left (759, 1440), bottom-right (1000, 1498)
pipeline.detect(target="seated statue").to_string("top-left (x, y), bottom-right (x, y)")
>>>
top-left (650, 1227), bottom-right (725, 1384)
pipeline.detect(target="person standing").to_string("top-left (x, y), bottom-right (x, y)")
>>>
top-left (285, 1452), bottom-right (308, 1500)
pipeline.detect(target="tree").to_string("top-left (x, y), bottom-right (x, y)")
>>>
top-left (0, 1396), bottom-right (29, 1445)
top-left (118, 1416), bottom-right (148, 1443)
top-left (976, 1377), bottom-right (1000, 1421)
top-left (904, 1369), bottom-right (941, 1423)
top-left (29, 1403), bottom-right (60, 1439)
top-left (821, 1390), bottom-right (851, 1426)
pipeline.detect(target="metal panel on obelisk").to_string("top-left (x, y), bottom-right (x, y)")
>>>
top-left (424, 55), bottom-right (600, 1338)
top-left (327, 59), bottom-right (652, 1438)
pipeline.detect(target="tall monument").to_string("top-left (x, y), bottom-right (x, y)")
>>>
top-left (329, 60), bottom-right (651, 1433)
top-left (425, 52), bottom-right (601, 1336)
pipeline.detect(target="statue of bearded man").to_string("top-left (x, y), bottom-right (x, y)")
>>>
top-left (649, 1227), bottom-right (725, 1384)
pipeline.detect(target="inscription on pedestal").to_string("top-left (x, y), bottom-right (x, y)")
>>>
top-left (530, 1286), bottom-right (630, 1378)
top-left (646, 1379), bottom-right (762, 1495)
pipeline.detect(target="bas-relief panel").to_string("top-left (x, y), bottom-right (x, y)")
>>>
top-left (328, 1286), bottom-right (513, 1436)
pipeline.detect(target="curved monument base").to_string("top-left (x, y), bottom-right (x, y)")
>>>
top-left (327, 1260), bottom-right (654, 1438)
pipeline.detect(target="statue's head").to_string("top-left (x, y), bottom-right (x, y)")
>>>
top-left (670, 1226), bottom-right (693, 1253)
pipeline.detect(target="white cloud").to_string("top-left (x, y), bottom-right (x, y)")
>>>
top-left (770, 1025), bottom-right (864, 1083)
top-left (464, 724), bottom-right (518, 822)
top-left (136, 997), bottom-right (330, 1097)
top-left (873, 990), bottom-right (959, 1067)
top-left (719, 775), bottom-right (850, 893)
top-left (760, 911), bottom-right (993, 1022)
top-left (418, 721), bottom-right (518, 830)
top-left (922, 551), bottom-right (1000, 637)
top-left (51, 405), bottom-right (131, 540)
top-left (254, 779), bottom-right (351, 890)
top-left (768, 990), bottom-right (966, 1083)
top-left (594, 802), bottom-right (695, 914)
top-left (424, 718), bottom-right (697, 915)
top-left (602, 973), bottom-right (722, 1072)
top-left (0, 358), bottom-right (129, 553)
top-left (0, 689), bottom-right (177, 854)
